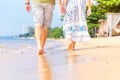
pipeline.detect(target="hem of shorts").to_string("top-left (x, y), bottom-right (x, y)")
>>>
top-left (32, 1), bottom-right (55, 5)
top-left (35, 23), bottom-right (43, 26)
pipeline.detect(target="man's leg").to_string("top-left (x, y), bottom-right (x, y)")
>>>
top-left (41, 27), bottom-right (48, 49)
top-left (34, 3), bottom-right (54, 54)
top-left (35, 25), bottom-right (48, 54)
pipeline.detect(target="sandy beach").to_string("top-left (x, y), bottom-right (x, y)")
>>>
top-left (0, 36), bottom-right (120, 80)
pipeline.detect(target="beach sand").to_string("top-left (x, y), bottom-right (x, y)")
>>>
top-left (67, 36), bottom-right (120, 80)
top-left (0, 36), bottom-right (120, 80)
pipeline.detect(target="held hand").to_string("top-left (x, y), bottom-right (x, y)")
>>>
top-left (25, 4), bottom-right (31, 13)
top-left (87, 8), bottom-right (91, 17)
top-left (60, 6), bottom-right (66, 15)
top-left (59, 4), bottom-right (66, 15)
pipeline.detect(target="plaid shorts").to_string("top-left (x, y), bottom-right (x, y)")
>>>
top-left (32, 2), bottom-right (54, 27)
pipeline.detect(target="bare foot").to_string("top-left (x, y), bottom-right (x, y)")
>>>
top-left (68, 43), bottom-right (74, 51)
top-left (38, 50), bottom-right (44, 55)
top-left (68, 43), bottom-right (72, 50)
top-left (72, 41), bottom-right (76, 51)
top-left (67, 41), bottom-right (76, 51)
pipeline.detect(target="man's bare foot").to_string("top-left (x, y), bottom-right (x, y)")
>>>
top-left (38, 50), bottom-right (44, 55)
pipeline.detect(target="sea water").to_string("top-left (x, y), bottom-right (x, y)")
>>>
top-left (0, 37), bottom-right (37, 54)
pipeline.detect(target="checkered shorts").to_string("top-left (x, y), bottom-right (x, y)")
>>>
top-left (32, 2), bottom-right (54, 27)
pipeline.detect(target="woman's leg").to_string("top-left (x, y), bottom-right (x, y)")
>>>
top-left (67, 41), bottom-right (72, 51)
top-left (67, 39), bottom-right (76, 51)
top-left (72, 41), bottom-right (76, 51)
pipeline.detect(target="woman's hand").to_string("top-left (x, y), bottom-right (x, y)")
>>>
top-left (87, 8), bottom-right (91, 17)
top-left (59, 4), bottom-right (66, 15)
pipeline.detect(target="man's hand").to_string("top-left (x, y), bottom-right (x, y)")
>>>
top-left (25, 4), bottom-right (31, 13)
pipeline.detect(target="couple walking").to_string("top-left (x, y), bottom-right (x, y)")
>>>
top-left (25, 0), bottom-right (92, 54)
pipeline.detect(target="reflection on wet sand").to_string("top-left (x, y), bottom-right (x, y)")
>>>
top-left (68, 52), bottom-right (76, 64)
top-left (67, 52), bottom-right (77, 80)
top-left (38, 54), bottom-right (52, 80)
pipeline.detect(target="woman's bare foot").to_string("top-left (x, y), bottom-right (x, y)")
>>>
top-left (68, 43), bottom-right (72, 51)
top-left (67, 41), bottom-right (76, 51)
top-left (72, 41), bottom-right (76, 51)
top-left (68, 43), bottom-right (74, 51)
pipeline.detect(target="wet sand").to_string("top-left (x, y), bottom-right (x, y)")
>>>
top-left (0, 36), bottom-right (120, 80)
